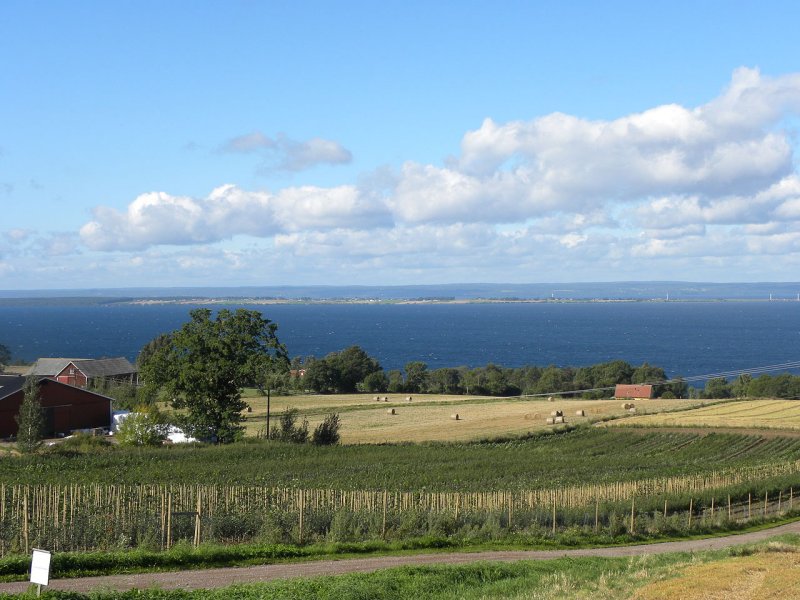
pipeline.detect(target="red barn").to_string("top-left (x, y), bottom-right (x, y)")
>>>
top-left (0, 375), bottom-right (112, 438)
top-left (27, 357), bottom-right (137, 389)
top-left (614, 384), bottom-right (654, 400)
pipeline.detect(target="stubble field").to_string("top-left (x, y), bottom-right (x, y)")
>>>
top-left (241, 393), bottom-right (706, 443)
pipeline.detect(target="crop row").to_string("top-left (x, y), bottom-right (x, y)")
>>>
top-left (5, 429), bottom-right (800, 490)
top-left (2, 460), bottom-right (799, 555)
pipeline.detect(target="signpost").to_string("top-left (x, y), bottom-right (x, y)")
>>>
top-left (30, 548), bottom-right (51, 596)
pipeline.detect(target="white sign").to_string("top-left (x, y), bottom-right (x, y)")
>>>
top-left (30, 548), bottom-right (51, 586)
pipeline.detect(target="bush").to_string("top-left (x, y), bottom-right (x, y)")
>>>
top-left (115, 405), bottom-right (168, 446)
top-left (312, 413), bottom-right (340, 445)
top-left (271, 408), bottom-right (308, 443)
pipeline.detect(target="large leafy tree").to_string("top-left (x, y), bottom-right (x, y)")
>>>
top-left (403, 361), bottom-right (429, 393)
top-left (16, 377), bottom-right (45, 453)
top-left (305, 346), bottom-right (381, 393)
top-left (140, 309), bottom-right (288, 443)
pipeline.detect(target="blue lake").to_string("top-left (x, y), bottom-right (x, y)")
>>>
top-left (1, 301), bottom-right (800, 378)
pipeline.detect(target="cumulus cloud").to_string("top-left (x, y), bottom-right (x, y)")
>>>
top-left (80, 184), bottom-right (391, 250)
top-left (220, 131), bottom-right (352, 172)
top-left (70, 67), bottom-right (800, 281)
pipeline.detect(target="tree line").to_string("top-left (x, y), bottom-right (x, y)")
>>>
top-left (698, 373), bottom-right (800, 399)
top-left (295, 350), bottom-right (688, 398)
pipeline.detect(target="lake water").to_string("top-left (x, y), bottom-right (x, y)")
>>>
top-left (1, 301), bottom-right (800, 378)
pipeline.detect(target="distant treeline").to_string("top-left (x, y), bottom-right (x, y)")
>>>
top-left (697, 374), bottom-right (800, 400)
top-left (291, 347), bottom-right (687, 398)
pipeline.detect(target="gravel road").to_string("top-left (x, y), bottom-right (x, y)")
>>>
top-left (1, 520), bottom-right (798, 594)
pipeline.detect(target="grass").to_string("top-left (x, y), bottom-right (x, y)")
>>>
top-left (2, 534), bottom-right (798, 598)
top-left (609, 399), bottom-right (800, 431)
top-left (240, 393), bottom-right (705, 443)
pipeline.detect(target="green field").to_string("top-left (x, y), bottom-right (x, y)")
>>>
top-left (5, 428), bottom-right (800, 491)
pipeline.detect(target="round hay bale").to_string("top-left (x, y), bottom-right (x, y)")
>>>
top-left (383, 397), bottom-right (389, 402)
top-left (374, 396), bottom-right (380, 401)
top-left (246, 406), bottom-right (252, 413)
top-left (450, 413), bottom-right (460, 420)
top-left (575, 409), bottom-right (585, 417)
top-left (554, 416), bottom-right (565, 424)
top-left (545, 417), bottom-right (555, 424)
top-left (548, 396), bottom-right (554, 402)
top-left (628, 407), bottom-right (637, 414)
top-left (406, 396), bottom-right (413, 402)
top-left (387, 408), bottom-right (396, 415)
top-left (621, 403), bottom-right (629, 409)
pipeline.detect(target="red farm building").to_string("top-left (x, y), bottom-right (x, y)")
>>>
top-left (614, 384), bottom-right (654, 400)
top-left (0, 375), bottom-right (113, 438)
top-left (26, 357), bottom-right (138, 389)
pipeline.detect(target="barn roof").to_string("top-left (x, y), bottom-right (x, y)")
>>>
top-left (27, 357), bottom-right (136, 378)
top-left (0, 375), bottom-right (116, 403)
top-left (0, 375), bottom-right (25, 401)
top-left (614, 384), bottom-right (654, 398)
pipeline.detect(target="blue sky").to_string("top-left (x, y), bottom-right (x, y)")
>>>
top-left (2, 0), bottom-right (800, 289)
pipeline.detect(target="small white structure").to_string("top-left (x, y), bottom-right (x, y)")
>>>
top-left (111, 410), bottom-right (131, 433)
top-left (165, 425), bottom-right (197, 444)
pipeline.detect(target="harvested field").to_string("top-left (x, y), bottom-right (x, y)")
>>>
top-left (631, 543), bottom-right (800, 599)
top-left (608, 399), bottom-right (800, 431)
top-left (242, 395), bottom-right (702, 443)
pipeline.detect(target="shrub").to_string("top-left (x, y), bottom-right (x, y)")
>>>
top-left (312, 413), bottom-right (340, 445)
top-left (271, 408), bottom-right (308, 443)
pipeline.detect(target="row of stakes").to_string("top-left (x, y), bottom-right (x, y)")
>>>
top-left (375, 396), bottom-right (461, 420)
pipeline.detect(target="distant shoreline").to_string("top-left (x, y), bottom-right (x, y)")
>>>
top-left (1, 297), bottom-right (799, 308)
top-left (125, 297), bottom-right (799, 306)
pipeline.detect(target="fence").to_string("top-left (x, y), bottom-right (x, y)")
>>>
top-left (0, 478), bottom-right (797, 556)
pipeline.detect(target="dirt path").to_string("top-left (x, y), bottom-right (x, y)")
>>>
top-left (1, 521), bottom-right (798, 594)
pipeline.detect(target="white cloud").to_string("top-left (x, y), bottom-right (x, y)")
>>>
top-left (80, 184), bottom-right (391, 250)
top-left (220, 131), bottom-right (352, 172)
top-left (66, 67), bottom-right (800, 283)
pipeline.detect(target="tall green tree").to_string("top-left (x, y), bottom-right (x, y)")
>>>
top-left (403, 361), bottom-right (428, 393)
top-left (704, 377), bottom-right (732, 399)
top-left (16, 377), bottom-right (45, 453)
top-left (139, 308), bottom-right (287, 443)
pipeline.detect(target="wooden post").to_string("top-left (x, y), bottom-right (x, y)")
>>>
top-left (552, 495), bottom-right (556, 535)
top-left (194, 492), bottom-right (201, 548)
top-left (630, 496), bottom-right (635, 534)
top-left (595, 498), bottom-right (599, 532)
top-left (166, 492), bottom-right (172, 550)
top-left (711, 497), bottom-right (715, 520)
top-left (663, 499), bottom-right (667, 518)
top-left (298, 489), bottom-right (304, 544)
top-left (688, 498), bottom-right (693, 528)
top-left (22, 493), bottom-right (29, 555)
top-left (266, 388), bottom-right (271, 439)
top-left (778, 491), bottom-right (782, 514)
top-left (508, 493), bottom-right (513, 530)
top-left (728, 495), bottom-right (731, 520)
top-left (381, 490), bottom-right (388, 539)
